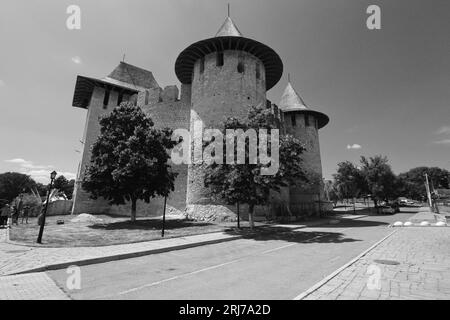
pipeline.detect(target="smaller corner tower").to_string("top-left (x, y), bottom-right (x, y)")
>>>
top-left (279, 80), bottom-right (329, 215)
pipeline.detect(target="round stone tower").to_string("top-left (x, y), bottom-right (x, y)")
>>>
top-left (175, 15), bottom-right (283, 208)
top-left (279, 81), bottom-right (329, 215)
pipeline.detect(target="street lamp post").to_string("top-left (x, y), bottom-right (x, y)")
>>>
top-left (161, 196), bottom-right (167, 238)
top-left (37, 171), bottom-right (57, 244)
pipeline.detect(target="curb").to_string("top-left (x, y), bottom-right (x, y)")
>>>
top-left (5, 226), bottom-right (10, 243)
top-left (8, 233), bottom-right (243, 276)
top-left (293, 229), bottom-right (398, 300)
top-left (333, 215), bottom-right (369, 221)
top-left (5, 228), bottom-right (232, 248)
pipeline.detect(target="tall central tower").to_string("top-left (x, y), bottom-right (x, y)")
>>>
top-left (175, 15), bottom-right (283, 213)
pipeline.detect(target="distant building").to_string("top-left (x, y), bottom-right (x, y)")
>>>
top-left (71, 16), bottom-right (330, 219)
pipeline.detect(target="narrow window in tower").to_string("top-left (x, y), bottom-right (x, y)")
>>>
top-left (237, 59), bottom-right (245, 73)
top-left (144, 91), bottom-right (149, 105)
top-left (200, 57), bottom-right (205, 74)
top-left (216, 51), bottom-right (224, 67)
top-left (103, 88), bottom-right (110, 109)
top-left (291, 114), bottom-right (296, 127)
top-left (256, 63), bottom-right (260, 79)
top-left (117, 91), bottom-right (124, 106)
top-left (305, 115), bottom-right (310, 127)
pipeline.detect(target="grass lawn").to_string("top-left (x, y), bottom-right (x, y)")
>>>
top-left (9, 215), bottom-right (237, 247)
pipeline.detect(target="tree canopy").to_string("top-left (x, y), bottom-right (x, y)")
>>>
top-left (204, 106), bottom-right (308, 228)
top-left (82, 102), bottom-right (178, 221)
top-left (0, 172), bottom-right (36, 203)
top-left (333, 161), bottom-right (365, 200)
top-left (53, 176), bottom-right (75, 199)
top-left (360, 155), bottom-right (398, 205)
top-left (398, 167), bottom-right (450, 200)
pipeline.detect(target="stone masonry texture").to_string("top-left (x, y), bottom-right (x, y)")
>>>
top-left (303, 228), bottom-right (450, 300)
top-left (71, 25), bottom-right (329, 219)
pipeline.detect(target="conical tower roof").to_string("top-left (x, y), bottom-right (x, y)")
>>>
top-left (279, 82), bottom-right (308, 111)
top-left (279, 81), bottom-right (329, 129)
top-left (215, 16), bottom-right (242, 37)
top-left (175, 15), bottom-right (283, 90)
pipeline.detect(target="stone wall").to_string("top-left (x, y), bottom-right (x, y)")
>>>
top-left (283, 112), bottom-right (324, 215)
top-left (71, 58), bottom-right (327, 220)
top-left (187, 50), bottom-right (267, 206)
top-left (47, 200), bottom-right (73, 216)
top-left (72, 82), bottom-right (191, 217)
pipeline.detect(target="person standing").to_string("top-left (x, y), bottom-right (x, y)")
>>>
top-left (9, 205), bottom-right (16, 226)
top-left (21, 205), bottom-right (30, 224)
top-left (0, 204), bottom-right (9, 227)
top-left (13, 196), bottom-right (23, 225)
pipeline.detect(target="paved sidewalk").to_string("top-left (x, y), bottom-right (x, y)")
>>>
top-left (300, 227), bottom-right (450, 300)
top-left (0, 272), bottom-right (69, 300)
top-left (0, 217), bottom-right (338, 277)
top-left (0, 228), bottom-right (242, 276)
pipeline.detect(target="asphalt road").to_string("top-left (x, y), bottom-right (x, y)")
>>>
top-left (48, 208), bottom-right (418, 300)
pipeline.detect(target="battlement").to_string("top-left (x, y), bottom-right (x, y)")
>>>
top-left (136, 84), bottom-right (192, 107)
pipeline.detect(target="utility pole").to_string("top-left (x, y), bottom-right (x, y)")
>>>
top-left (424, 173), bottom-right (432, 209)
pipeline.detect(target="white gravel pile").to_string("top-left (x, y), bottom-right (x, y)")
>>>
top-left (70, 213), bottom-right (104, 223)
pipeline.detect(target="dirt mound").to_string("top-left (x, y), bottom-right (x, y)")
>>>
top-left (70, 213), bottom-right (104, 223)
top-left (166, 206), bottom-right (185, 216)
top-left (185, 205), bottom-right (237, 222)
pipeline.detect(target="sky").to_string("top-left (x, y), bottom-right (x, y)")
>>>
top-left (0, 0), bottom-right (449, 183)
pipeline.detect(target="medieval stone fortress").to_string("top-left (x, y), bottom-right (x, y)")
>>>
top-left (71, 15), bottom-right (330, 220)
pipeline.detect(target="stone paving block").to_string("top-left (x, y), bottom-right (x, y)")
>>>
top-left (0, 272), bottom-right (69, 300)
top-left (302, 228), bottom-right (450, 300)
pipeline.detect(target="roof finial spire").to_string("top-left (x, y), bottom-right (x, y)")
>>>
top-left (227, 3), bottom-right (230, 17)
top-left (122, 54), bottom-right (126, 62)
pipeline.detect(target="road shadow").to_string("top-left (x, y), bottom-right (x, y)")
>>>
top-left (225, 226), bottom-right (361, 244)
top-left (315, 219), bottom-right (390, 228)
top-left (398, 209), bottom-right (420, 214)
top-left (89, 219), bottom-right (214, 231)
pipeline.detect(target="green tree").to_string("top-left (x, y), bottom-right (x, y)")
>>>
top-left (53, 176), bottom-right (75, 199)
top-left (0, 172), bottom-right (36, 203)
top-left (324, 180), bottom-right (344, 207)
top-left (398, 167), bottom-right (450, 200)
top-left (204, 106), bottom-right (307, 229)
top-left (35, 182), bottom-right (48, 197)
top-left (360, 155), bottom-right (397, 207)
top-left (82, 103), bottom-right (178, 221)
top-left (333, 161), bottom-right (366, 204)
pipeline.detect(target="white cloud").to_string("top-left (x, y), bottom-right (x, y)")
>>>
top-left (433, 139), bottom-right (450, 145)
top-left (347, 144), bottom-right (362, 150)
top-left (26, 170), bottom-right (76, 183)
top-left (4, 159), bottom-right (75, 183)
top-left (5, 158), bottom-right (52, 170)
top-left (71, 56), bottom-right (82, 64)
top-left (5, 158), bottom-right (28, 164)
top-left (436, 126), bottom-right (450, 135)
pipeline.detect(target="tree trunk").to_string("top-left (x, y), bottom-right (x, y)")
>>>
top-left (236, 203), bottom-right (240, 229)
top-left (131, 197), bottom-right (137, 222)
top-left (353, 197), bottom-right (356, 215)
top-left (248, 204), bottom-right (255, 230)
